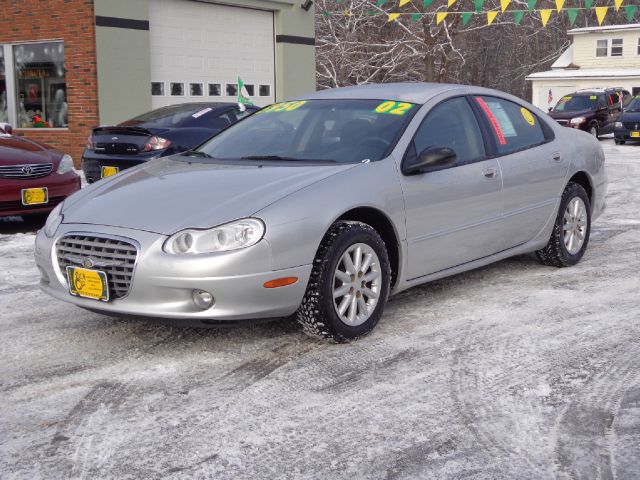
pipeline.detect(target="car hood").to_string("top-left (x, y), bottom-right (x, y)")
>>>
top-left (62, 156), bottom-right (358, 235)
top-left (621, 111), bottom-right (640, 123)
top-left (549, 109), bottom-right (593, 120)
top-left (0, 135), bottom-right (60, 165)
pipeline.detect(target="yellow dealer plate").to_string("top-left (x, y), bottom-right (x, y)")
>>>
top-left (631, 131), bottom-right (640, 138)
top-left (101, 166), bottom-right (119, 178)
top-left (21, 187), bottom-right (48, 206)
top-left (66, 266), bottom-right (109, 301)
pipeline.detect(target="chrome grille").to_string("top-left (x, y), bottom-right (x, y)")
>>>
top-left (623, 122), bottom-right (639, 130)
top-left (0, 163), bottom-right (53, 179)
top-left (56, 234), bottom-right (138, 300)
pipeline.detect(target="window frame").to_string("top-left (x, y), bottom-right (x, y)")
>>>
top-left (151, 82), bottom-right (165, 96)
top-left (169, 82), bottom-right (185, 97)
top-left (611, 38), bottom-right (624, 57)
top-left (596, 38), bottom-right (625, 57)
top-left (596, 39), bottom-right (609, 57)
top-left (258, 84), bottom-right (271, 97)
top-left (208, 83), bottom-right (221, 97)
top-left (189, 82), bottom-right (204, 97)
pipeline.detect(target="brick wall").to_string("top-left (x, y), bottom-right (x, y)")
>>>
top-left (0, 0), bottom-right (98, 166)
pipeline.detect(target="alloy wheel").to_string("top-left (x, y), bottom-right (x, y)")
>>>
top-left (563, 197), bottom-right (588, 255)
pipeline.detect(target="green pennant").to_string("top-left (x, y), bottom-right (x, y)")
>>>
top-left (411, 12), bottom-right (422, 22)
top-left (567, 8), bottom-right (579, 26)
top-left (366, 10), bottom-right (376, 15)
top-left (474, 0), bottom-right (484, 14)
top-left (376, 0), bottom-right (387, 6)
top-left (423, 0), bottom-right (434, 8)
top-left (322, 9), bottom-right (330, 17)
top-left (513, 10), bottom-right (524, 24)
top-left (462, 11), bottom-right (473, 25)
top-left (583, 0), bottom-right (593, 8)
top-left (624, 5), bottom-right (638, 22)
top-left (526, 0), bottom-right (537, 11)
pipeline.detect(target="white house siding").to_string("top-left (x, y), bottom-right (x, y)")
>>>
top-left (572, 30), bottom-right (640, 69)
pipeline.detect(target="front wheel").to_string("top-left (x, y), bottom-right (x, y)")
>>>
top-left (297, 221), bottom-right (390, 342)
top-left (588, 122), bottom-right (599, 138)
top-left (536, 182), bottom-right (591, 267)
top-left (615, 139), bottom-right (625, 145)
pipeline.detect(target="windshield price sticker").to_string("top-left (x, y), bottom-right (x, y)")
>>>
top-left (589, 95), bottom-right (597, 100)
top-left (560, 96), bottom-right (571, 102)
top-left (520, 107), bottom-right (536, 126)
top-left (259, 101), bottom-right (307, 114)
top-left (192, 107), bottom-right (213, 118)
top-left (373, 101), bottom-right (414, 115)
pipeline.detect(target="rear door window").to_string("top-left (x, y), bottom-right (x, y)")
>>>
top-left (474, 96), bottom-right (546, 156)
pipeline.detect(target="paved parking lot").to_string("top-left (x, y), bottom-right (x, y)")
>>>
top-left (1, 138), bottom-right (639, 479)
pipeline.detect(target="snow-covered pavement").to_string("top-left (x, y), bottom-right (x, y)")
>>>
top-left (1, 139), bottom-right (639, 479)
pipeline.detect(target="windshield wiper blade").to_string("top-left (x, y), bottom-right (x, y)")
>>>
top-left (183, 150), bottom-right (215, 159)
top-left (241, 155), bottom-right (336, 162)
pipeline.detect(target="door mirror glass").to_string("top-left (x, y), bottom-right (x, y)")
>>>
top-left (403, 146), bottom-right (456, 175)
top-left (0, 122), bottom-right (12, 134)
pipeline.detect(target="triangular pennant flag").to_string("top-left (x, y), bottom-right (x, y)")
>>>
top-left (322, 9), bottom-right (330, 17)
top-left (462, 11), bottom-right (473, 25)
top-left (436, 11), bottom-right (448, 24)
top-left (513, 10), bottom-right (524, 24)
top-left (614, 0), bottom-right (624, 11)
top-left (487, 11), bottom-right (499, 24)
top-left (540, 9), bottom-right (552, 27)
top-left (448, 0), bottom-right (456, 7)
top-left (474, 0), bottom-right (484, 13)
top-left (423, 0), bottom-right (433, 8)
top-left (624, 4), bottom-right (638, 21)
top-left (595, 6), bottom-right (608, 25)
top-left (237, 76), bottom-right (254, 111)
top-left (555, 0), bottom-right (565, 12)
top-left (567, 8), bottom-right (579, 26)
top-left (410, 12), bottom-right (422, 21)
top-left (500, 0), bottom-right (510, 13)
top-left (388, 12), bottom-right (401, 21)
top-left (527, 0), bottom-right (537, 11)
top-left (399, 0), bottom-right (411, 7)
top-left (376, 0), bottom-right (387, 6)
top-left (583, 0), bottom-right (593, 8)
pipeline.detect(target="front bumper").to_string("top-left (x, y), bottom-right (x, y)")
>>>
top-left (614, 127), bottom-right (640, 141)
top-left (35, 223), bottom-right (312, 322)
top-left (0, 172), bottom-right (81, 217)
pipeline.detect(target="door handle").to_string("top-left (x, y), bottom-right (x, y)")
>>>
top-left (483, 168), bottom-right (497, 179)
top-left (552, 152), bottom-right (562, 162)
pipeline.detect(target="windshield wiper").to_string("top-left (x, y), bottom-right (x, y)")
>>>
top-left (183, 150), bottom-right (215, 159)
top-left (241, 155), bottom-right (336, 162)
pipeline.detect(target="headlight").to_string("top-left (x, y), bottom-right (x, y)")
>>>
top-left (570, 117), bottom-right (586, 125)
top-left (164, 218), bottom-right (265, 254)
top-left (56, 154), bottom-right (74, 174)
top-left (43, 202), bottom-right (64, 238)
top-left (614, 121), bottom-right (623, 128)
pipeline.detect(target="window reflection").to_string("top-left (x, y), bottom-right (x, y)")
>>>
top-left (0, 49), bottom-right (7, 123)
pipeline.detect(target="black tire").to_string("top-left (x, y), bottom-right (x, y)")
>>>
top-left (615, 139), bottom-right (625, 145)
top-left (297, 221), bottom-right (391, 342)
top-left (587, 122), bottom-right (599, 138)
top-left (536, 182), bottom-right (591, 267)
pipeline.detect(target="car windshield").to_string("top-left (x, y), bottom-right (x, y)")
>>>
top-left (196, 99), bottom-right (418, 163)
top-left (121, 104), bottom-right (220, 128)
top-left (625, 97), bottom-right (640, 112)
top-left (552, 95), bottom-right (598, 112)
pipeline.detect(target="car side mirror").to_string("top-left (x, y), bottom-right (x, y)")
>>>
top-left (403, 146), bottom-right (457, 175)
top-left (0, 122), bottom-right (12, 134)
top-left (548, 107), bottom-right (553, 112)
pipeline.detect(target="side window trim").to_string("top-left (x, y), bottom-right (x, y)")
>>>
top-left (401, 95), bottom-right (488, 173)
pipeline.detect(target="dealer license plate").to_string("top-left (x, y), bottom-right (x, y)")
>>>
top-left (631, 131), bottom-right (640, 138)
top-left (66, 266), bottom-right (109, 301)
top-left (21, 187), bottom-right (48, 206)
top-left (101, 166), bottom-right (119, 178)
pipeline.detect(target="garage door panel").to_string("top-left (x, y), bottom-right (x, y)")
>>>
top-left (150, 0), bottom-right (275, 109)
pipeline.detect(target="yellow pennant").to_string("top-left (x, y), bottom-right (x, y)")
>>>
top-left (388, 12), bottom-right (401, 21)
top-left (343, 9), bottom-right (351, 16)
top-left (614, 0), bottom-right (623, 11)
top-left (500, 0), bottom-right (510, 12)
top-left (554, 0), bottom-right (565, 12)
top-left (436, 11), bottom-right (448, 24)
top-left (487, 11), bottom-right (499, 24)
top-left (399, 0), bottom-right (412, 6)
top-left (448, 0), bottom-right (456, 7)
top-left (595, 6), bottom-right (608, 24)
top-left (540, 9), bottom-right (552, 27)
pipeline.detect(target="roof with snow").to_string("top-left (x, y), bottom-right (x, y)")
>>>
top-left (568, 23), bottom-right (640, 35)
top-left (526, 69), bottom-right (640, 80)
top-left (551, 45), bottom-right (574, 69)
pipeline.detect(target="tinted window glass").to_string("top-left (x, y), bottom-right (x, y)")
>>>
top-left (151, 82), bottom-right (164, 96)
top-left (208, 83), bottom-right (221, 96)
top-left (552, 95), bottom-right (597, 112)
top-left (0, 49), bottom-right (6, 123)
top-left (121, 104), bottom-right (216, 128)
top-left (475, 96), bottom-right (546, 155)
top-left (413, 97), bottom-right (485, 164)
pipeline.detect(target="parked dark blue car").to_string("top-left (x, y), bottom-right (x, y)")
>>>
top-left (82, 103), bottom-right (258, 182)
top-left (614, 96), bottom-right (640, 145)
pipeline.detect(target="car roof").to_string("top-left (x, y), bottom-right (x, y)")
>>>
top-left (299, 82), bottom-right (470, 105)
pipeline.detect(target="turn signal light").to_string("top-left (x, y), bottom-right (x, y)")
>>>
top-left (263, 277), bottom-right (298, 288)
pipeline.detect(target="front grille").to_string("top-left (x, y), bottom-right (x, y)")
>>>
top-left (0, 196), bottom-right (64, 213)
top-left (0, 163), bottom-right (53, 179)
top-left (56, 234), bottom-right (138, 300)
top-left (94, 143), bottom-right (140, 155)
top-left (622, 122), bottom-right (640, 130)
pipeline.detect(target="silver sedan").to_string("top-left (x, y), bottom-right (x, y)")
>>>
top-left (35, 83), bottom-right (607, 341)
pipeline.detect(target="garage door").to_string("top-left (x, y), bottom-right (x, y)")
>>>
top-left (149, 0), bottom-right (275, 109)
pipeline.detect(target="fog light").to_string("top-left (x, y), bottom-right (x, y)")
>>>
top-left (192, 289), bottom-right (214, 310)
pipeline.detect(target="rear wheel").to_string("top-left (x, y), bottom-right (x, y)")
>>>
top-left (536, 182), bottom-right (591, 267)
top-left (297, 221), bottom-right (390, 342)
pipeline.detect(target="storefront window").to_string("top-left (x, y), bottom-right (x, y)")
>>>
top-left (0, 49), bottom-right (7, 123)
top-left (14, 42), bottom-right (67, 128)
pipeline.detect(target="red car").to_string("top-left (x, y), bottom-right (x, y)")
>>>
top-left (0, 123), bottom-right (81, 219)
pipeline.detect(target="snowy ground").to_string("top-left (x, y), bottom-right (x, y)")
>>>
top-left (1, 139), bottom-right (638, 479)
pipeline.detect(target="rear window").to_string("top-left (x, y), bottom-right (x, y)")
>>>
top-left (121, 104), bottom-right (221, 128)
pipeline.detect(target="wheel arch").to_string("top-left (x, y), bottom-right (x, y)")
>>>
top-left (335, 206), bottom-right (402, 288)
top-left (568, 170), bottom-right (593, 205)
